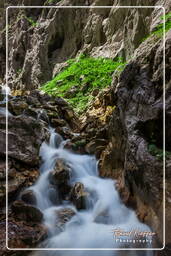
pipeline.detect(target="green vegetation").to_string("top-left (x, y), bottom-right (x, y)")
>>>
top-left (148, 144), bottom-right (171, 161)
top-left (46, 0), bottom-right (61, 4)
top-left (153, 11), bottom-right (171, 36)
top-left (24, 16), bottom-right (38, 27)
top-left (16, 68), bottom-right (22, 75)
top-left (141, 11), bottom-right (171, 42)
top-left (41, 54), bottom-right (126, 114)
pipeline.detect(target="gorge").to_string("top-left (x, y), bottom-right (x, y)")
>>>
top-left (0, 0), bottom-right (171, 256)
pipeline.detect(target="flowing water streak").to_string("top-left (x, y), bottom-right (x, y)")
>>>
top-left (0, 85), bottom-right (13, 116)
top-left (30, 129), bottom-right (154, 256)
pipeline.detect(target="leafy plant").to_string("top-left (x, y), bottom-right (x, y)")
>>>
top-left (41, 54), bottom-right (126, 114)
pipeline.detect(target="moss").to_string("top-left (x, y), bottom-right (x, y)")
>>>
top-left (41, 54), bottom-right (126, 114)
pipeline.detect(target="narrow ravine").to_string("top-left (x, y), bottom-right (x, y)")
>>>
top-left (26, 128), bottom-right (154, 255)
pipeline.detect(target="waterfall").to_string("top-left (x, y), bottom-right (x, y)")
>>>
top-left (29, 129), bottom-right (154, 255)
top-left (0, 85), bottom-right (13, 116)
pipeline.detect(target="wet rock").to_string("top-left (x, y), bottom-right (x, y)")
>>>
top-left (23, 107), bottom-right (38, 119)
top-left (56, 126), bottom-right (74, 140)
top-left (0, 159), bottom-right (39, 207)
top-left (51, 118), bottom-right (67, 127)
top-left (0, 114), bottom-right (48, 166)
top-left (21, 189), bottom-right (37, 205)
top-left (49, 159), bottom-right (71, 198)
top-left (50, 159), bottom-right (71, 185)
top-left (54, 207), bottom-right (76, 230)
top-left (12, 200), bottom-right (43, 223)
top-left (8, 100), bottom-right (28, 116)
top-left (71, 138), bottom-right (87, 154)
top-left (0, 171), bottom-right (27, 207)
top-left (70, 182), bottom-right (87, 210)
top-left (0, 218), bottom-right (47, 249)
top-left (85, 139), bottom-right (107, 154)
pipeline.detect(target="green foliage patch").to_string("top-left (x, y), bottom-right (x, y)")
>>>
top-left (41, 54), bottom-right (126, 114)
top-left (24, 16), bottom-right (38, 27)
top-left (148, 144), bottom-right (171, 161)
top-left (141, 11), bottom-right (171, 42)
top-left (153, 11), bottom-right (171, 36)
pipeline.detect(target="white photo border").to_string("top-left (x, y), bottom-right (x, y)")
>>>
top-left (6, 5), bottom-right (166, 251)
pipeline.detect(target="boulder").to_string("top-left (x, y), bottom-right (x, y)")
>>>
top-left (50, 159), bottom-right (71, 186)
top-left (85, 139), bottom-right (107, 154)
top-left (12, 200), bottom-right (43, 223)
top-left (49, 159), bottom-right (71, 198)
top-left (21, 189), bottom-right (37, 205)
top-left (8, 100), bottom-right (28, 115)
top-left (0, 114), bottom-right (48, 166)
top-left (0, 171), bottom-right (27, 207)
top-left (54, 207), bottom-right (76, 230)
top-left (0, 218), bottom-right (47, 249)
top-left (69, 182), bottom-right (87, 210)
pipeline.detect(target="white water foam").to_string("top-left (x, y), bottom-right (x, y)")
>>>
top-left (28, 129), bottom-right (154, 255)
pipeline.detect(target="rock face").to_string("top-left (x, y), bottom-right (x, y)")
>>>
top-left (0, 114), bottom-right (47, 166)
top-left (117, 33), bottom-right (171, 249)
top-left (98, 29), bottom-right (171, 251)
top-left (1, 0), bottom-right (171, 90)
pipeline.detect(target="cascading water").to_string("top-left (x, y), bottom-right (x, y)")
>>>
top-left (29, 129), bottom-right (154, 256)
top-left (0, 85), bottom-right (12, 116)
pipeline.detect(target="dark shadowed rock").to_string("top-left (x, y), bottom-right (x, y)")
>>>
top-left (54, 207), bottom-right (76, 231)
top-left (49, 159), bottom-right (71, 198)
top-left (0, 115), bottom-right (48, 166)
top-left (12, 200), bottom-right (43, 223)
top-left (0, 218), bottom-right (47, 250)
top-left (50, 159), bottom-right (71, 186)
top-left (21, 189), bottom-right (37, 205)
top-left (69, 182), bottom-right (88, 210)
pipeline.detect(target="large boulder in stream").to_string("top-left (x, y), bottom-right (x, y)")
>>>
top-left (69, 182), bottom-right (88, 210)
top-left (12, 200), bottom-right (43, 223)
top-left (54, 208), bottom-right (76, 231)
top-left (49, 159), bottom-right (71, 198)
top-left (21, 189), bottom-right (37, 205)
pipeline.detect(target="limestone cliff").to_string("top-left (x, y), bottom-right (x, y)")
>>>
top-left (1, 0), bottom-right (170, 90)
top-left (0, 0), bottom-right (171, 255)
